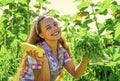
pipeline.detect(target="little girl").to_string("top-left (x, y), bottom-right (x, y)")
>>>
top-left (14, 15), bottom-right (90, 81)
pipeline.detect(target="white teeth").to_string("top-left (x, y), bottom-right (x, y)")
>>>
top-left (52, 32), bottom-right (59, 36)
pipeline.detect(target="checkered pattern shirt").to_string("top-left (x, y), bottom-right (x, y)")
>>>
top-left (20, 41), bottom-right (71, 81)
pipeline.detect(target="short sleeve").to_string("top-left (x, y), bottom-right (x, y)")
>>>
top-left (27, 56), bottom-right (42, 69)
top-left (63, 49), bottom-right (71, 64)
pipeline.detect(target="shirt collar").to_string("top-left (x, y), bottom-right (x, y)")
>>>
top-left (40, 41), bottom-right (61, 52)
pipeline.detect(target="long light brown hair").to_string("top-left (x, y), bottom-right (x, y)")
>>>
top-left (14, 15), bottom-right (71, 81)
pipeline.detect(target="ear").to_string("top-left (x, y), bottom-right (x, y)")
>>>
top-left (39, 33), bottom-right (44, 39)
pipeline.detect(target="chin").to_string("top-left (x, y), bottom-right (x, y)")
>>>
top-left (51, 37), bottom-right (61, 41)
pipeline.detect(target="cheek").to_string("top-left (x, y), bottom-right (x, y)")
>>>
top-left (59, 27), bottom-right (62, 33)
top-left (44, 32), bottom-right (51, 38)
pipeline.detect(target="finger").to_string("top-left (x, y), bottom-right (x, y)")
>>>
top-left (33, 50), bottom-right (40, 60)
top-left (29, 50), bottom-right (35, 58)
top-left (26, 50), bottom-right (31, 56)
top-left (33, 50), bottom-right (37, 58)
top-left (31, 50), bottom-right (35, 57)
top-left (26, 51), bottom-right (29, 54)
top-left (36, 52), bottom-right (40, 61)
top-left (29, 50), bottom-right (33, 56)
top-left (42, 55), bottom-right (47, 61)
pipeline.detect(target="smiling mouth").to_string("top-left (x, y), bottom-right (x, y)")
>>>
top-left (52, 31), bottom-right (60, 36)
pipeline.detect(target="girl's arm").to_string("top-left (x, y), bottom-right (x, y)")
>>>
top-left (33, 60), bottom-right (50, 81)
top-left (27, 50), bottom-right (50, 81)
top-left (64, 56), bottom-right (90, 78)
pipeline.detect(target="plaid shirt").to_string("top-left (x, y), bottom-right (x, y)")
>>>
top-left (20, 41), bottom-right (71, 81)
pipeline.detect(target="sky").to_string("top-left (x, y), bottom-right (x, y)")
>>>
top-left (46, 0), bottom-right (79, 15)
top-left (0, 0), bottom-right (120, 16)
top-left (30, 0), bottom-right (104, 15)
top-left (46, 0), bottom-right (120, 14)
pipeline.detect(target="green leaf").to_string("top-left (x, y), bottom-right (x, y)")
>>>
top-left (107, 61), bottom-right (116, 66)
top-left (18, 32), bottom-right (28, 41)
top-left (33, 4), bottom-right (41, 8)
top-left (81, 18), bottom-right (93, 28)
top-left (113, 54), bottom-right (120, 61)
top-left (0, 45), bottom-right (7, 54)
top-left (27, 0), bottom-right (31, 4)
top-left (113, 40), bottom-right (120, 46)
top-left (114, 24), bottom-right (120, 41)
top-left (105, 18), bottom-right (114, 30)
top-left (7, 30), bottom-right (15, 38)
top-left (0, 0), bottom-right (14, 7)
top-left (18, 0), bottom-right (29, 4)
top-left (96, 1), bottom-right (103, 7)
top-left (111, 1), bottom-right (118, 5)
top-left (36, 0), bottom-right (43, 2)
top-left (36, 0), bottom-right (50, 3)
top-left (44, 1), bottom-right (51, 4)
top-left (100, 9), bottom-right (108, 15)
top-left (110, 1), bottom-right (120, 11)
top-left (77, 1), bottom-right (91, 10)
top-left (98, 23), bottom-right (105, 35)
top-left (74, 0), bottom-right (81, 2)
top-left (84, 18), bottom-right (93, 24)
top-left (0, 17), bottom-right (6, 30)
top-left (3, 9), bottom-right (12, 16)
top-left (96, 0), bottom-right (113, 13)
top-left (109, 73), bottom-right (119, 81)
top-left (48, 9), bottom-right (59, 17)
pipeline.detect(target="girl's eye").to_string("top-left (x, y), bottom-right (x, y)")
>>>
top-left (54, 22), bottom-right (58, 27)
top-left (46, 26), bottom-right (51, 30)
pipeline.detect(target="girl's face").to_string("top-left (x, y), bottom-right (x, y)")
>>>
top-left (39, 16), bottom-right (61, 41)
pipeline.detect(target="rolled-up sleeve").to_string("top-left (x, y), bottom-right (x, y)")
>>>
top-left (27, 56), bottom-right (42, 69)
top-left (63, 49), bottom-right (71, 64)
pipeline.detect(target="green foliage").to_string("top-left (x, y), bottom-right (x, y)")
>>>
top-left (0, 0), bottom-right (49, 81)
top-left (0, 0), bottom-right (120, 81)
top-left (96, 0), bottom-right (113, 13)
top-left (74, 33), bottom-right (107, 62)
top-left (115, 24), bottom-right (120, 41)
top-left (61, 0), bottom-right (120, 81)
top-left (0, 0), bottom-right (14, 7)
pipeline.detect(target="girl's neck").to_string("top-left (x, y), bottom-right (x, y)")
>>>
top-left (45, 40), bottom-right (58, 51)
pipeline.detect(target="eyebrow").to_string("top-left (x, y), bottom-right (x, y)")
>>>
top-left (45, 21), bottom-right (57, 27)
top-left (46, 24), bottom-right (50, 27)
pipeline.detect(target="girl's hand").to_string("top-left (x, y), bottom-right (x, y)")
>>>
top-left (26, 50), bottom-right (48, 62)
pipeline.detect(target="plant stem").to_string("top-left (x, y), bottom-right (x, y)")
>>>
top-left (91, 5), bottom-right (100, 37)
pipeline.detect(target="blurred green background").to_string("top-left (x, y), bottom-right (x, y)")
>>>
top-left (0, 0), bottom-right (120, 81)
